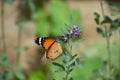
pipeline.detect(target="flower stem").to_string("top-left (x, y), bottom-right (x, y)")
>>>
top-left (65, 72), bottom-right (68, 80)
top-left (65, 67), bottom-right (69, 80)
top-left (100, 0), bottom-right (111, 78)
top-left (1, 0), bottom-right (7, 53)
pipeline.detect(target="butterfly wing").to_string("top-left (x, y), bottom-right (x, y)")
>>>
top-left (46, 41), bottom-right (62, 60)
top-left (41, 38), bottom-right (55, 50)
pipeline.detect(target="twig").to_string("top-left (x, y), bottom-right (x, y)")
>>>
top-left (100, 0), bottom-right (111, 78)
top-left (1, 0), bottom-right (7, 53)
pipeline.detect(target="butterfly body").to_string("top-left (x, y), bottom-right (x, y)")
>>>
top-left (35, 37), bottom-right (62, 60)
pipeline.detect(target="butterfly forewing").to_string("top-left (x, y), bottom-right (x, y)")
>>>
top-left (41, 38), bottom-right (55, 50)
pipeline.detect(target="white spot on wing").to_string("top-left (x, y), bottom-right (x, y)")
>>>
top-left (39, 37), bottom-right (42, 45)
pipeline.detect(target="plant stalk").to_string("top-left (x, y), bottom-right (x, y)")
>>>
top-left (118, 29), bottom-right (120, 80)
top-left (16, 26), bottom-right (22, 65)
top-left (65, 72), bottom-right (68, 80)
top-left (65, 67), bottom-right (69, 80)
top-left (1, 0), bottom-right (7, 53)
top-left (100, 0), bottom-right (111, 78)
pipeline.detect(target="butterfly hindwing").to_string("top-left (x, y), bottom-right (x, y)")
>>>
top-left (46, 41), bottom-right (62, 60)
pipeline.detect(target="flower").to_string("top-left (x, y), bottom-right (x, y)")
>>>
top-left (72, 25), bottom-right (80, 35)
top-left (61, 36), bottom-right (67, 42)
top-left (65, 33), bottom-right (73, 38)
top-left (61, 25), bottom-right (80, 42)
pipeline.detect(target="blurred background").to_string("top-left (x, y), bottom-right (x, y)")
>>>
top-left (0, 0), bottom-right (120, 80)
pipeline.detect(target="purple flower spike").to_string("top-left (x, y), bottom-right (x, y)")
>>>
top-left (61, 36), bottom-right (67, 41)
top-left (65, 33), bottom-right (73, 38)
top-left (72, 25), bottom-right (80, 35)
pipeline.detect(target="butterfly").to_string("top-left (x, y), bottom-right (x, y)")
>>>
top-left (34, 37), bottom-right (62, 60)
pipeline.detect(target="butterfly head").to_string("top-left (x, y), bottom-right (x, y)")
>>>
top-left (35, 37), bottom-right (41, 45)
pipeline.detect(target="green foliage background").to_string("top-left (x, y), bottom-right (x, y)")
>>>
top-left (31, 0), bottom-right (81, 36)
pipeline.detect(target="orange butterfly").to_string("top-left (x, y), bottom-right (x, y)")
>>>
top-left (35, 37), bottom-right (62, 60)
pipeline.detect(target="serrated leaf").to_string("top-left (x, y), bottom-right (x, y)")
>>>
top-left (52, 62), bottom-right (65, 70)
top-left (94, 12), bottom-right (100, 24)
top-left (96, 27), bottom-right (106, 37)
top-left (101, 16), bottom-right (113, 24)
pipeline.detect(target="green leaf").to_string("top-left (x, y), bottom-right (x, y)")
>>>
top-left (108, 25), bottom-right (115, 37)
top-left (96, 27), bottom-right (106, 37)
top-left (113, 18), bottom-right (120, 27)
top-left (66, 54), bottom-right (78, 68)
top-left (52, 62), bottom-right (65, 71)
top-left (109, 3), bottom-right (120, 11)
top-left (109, 3), bottom-right (120, 16)
top-left (94, 12), bottom-right (100, 24)
top-left (101, 16), bottom-right (113, 24)
top-left (108, 19), bottom-right (120, 36)
top-left (71, 54), bottom-right (77, 59)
